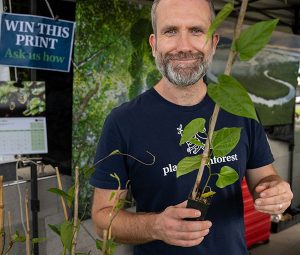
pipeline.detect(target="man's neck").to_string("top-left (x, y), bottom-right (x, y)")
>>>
top-left (154, 78), bottom-right (207, 106)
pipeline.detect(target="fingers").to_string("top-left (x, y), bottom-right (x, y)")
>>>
top-left (254, 180), bottom-right (293, 214)
top-left (255, 181), bottom-right (285, 197)
top-left (162, 221), bottom-right (211, 247)
top-left (254, 201), bottom-right (291, 214)
top-left (153, 204), bottom-right (212, 247)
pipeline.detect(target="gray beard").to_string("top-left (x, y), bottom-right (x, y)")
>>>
top-left (155, 52), bottom-right (212, 87)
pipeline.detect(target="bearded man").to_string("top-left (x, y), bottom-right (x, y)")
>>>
top-left (90, 0), bottom-right (293, 254)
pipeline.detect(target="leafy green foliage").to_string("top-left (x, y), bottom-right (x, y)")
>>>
top-left (234, 19), bottom-right (279, 61)
top-left (208, 74), bottom-right (258, 120)
top-left (189, 137), bottom-right (205, 147)
top-left (212, 127), bottom-right (241, 157)
top-left (110, 150), bottom-right (121, 156)
top-left (60, 220), bottom-right (74, 253)
top-left (109, 191), bottom-right (116, 201)
top-left (0, 81), bottom-right (45, 116)
top-left (48, 224), bottom-right (61, 236)
top-left (74, 0), bottom-right (155, 220)
top-left (32, 237), bottom-right (47, 244)
top-left (176, 155), bottom-right (202, 177)
top-left (202, 190), bottom-right (216, 198)
top-left (96, 239), bottom-right (117, 255)
top-left (180, 118), bottom-right (206, 145)
top-left (12, 230), bottom-right (26, 242)
top-left (215, 166), bottom-right (239, 188)
top-left (48, 188), bottom-right (73, 206)
top-left (207, 3), bottom-right (234, 39)
top-left (23, 97), bottom-right (45, 116)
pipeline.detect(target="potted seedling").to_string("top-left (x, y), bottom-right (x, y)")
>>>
top-left (175, 0), bottom-right (278, 220)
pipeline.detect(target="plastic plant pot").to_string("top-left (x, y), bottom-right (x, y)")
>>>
top-left (185, 190), bottom-right (214, 221)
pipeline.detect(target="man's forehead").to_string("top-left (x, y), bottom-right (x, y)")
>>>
top-left (155, 0), bottom-right (211, 28)
top-left (156, 0), bottom-right (211, 12)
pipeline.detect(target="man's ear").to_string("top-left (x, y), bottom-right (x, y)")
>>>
top-left (212, 33), bottom-right (220, 55)
top-left (149, 33), bottom-right (157, 57)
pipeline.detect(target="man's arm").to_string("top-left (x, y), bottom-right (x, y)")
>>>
top-left (245, 164), bottom-right (293, 214)
top-left (91, 187), bottom-right (212, 247)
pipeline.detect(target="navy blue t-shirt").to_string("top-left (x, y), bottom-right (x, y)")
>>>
top-left (90, 87), bottom-right (274, 255)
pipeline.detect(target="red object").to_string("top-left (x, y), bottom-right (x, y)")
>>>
top-left (242, 179), bottom-right (271, 248)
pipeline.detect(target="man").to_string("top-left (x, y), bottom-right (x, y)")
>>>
top-left (90, 0), bottom-right (293, 254)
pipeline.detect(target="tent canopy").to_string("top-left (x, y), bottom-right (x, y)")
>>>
top-left (213, 0), bottom-right (299, 34)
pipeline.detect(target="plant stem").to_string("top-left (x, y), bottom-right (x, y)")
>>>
top-left (55, 167), bottom-right (69, 221)
top-left (102, 230), bottom-right (108, 255)
top-left (3, 241), bottom-right (14, 255)
top-left (71, 166), bottom-right (80, 255)
top-left (191, 0), bottom-right (249, 200)
top-left (0, 176), bottom-right (3, 254)
top-left (201, 165), bottom-right (212, 198)
top-left (25, 189), bottom-right (31, 255)
top-left (6, 211), bottom-right (11, 255)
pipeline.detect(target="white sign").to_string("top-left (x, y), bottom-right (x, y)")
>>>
top-left (0, 117), bottom-right (48, 155)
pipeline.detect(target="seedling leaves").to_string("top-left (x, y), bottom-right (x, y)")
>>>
top-left (207, 3), bottom-right (234, 39)
top-left (212, 127), bottom-right (241, 157)
top-left (48, 224), bottom-right (61, 236)
top-left (216, 166), bottom-right (239, 188)
top-left (234, 19), bottom-right (279, 61)
top-left (176, 155), bottom-right (202, 178)
top-left (32, 237), bottom-right (47, 244)
top-left (48, 188), bottom-right (73, 206)
top-left (60, 220), bottom-right (73, 252)
top-left (202, 191), bottom-right (216, 198)
top-left (180, 118), bottom-right (206, 145)
top-left (208, 74), bottom-right (258, 121)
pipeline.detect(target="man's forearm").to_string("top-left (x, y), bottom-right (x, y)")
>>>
top-left (93, 207), bottom-right (158, 244)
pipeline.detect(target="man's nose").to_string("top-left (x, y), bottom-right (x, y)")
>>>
top-left (176, 32), bottom-right (193, 52)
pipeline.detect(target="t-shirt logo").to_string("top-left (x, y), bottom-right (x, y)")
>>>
top-left (161, 124), bottom-right (239, 177)
top-left (177, 124), bottom-right (206, 155)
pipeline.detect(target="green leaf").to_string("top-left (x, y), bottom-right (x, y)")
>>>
top-left (48, 188), bottom-right (73, 204)
top-left (180, 118), bottom-right (206, 145)
top-left (234, 19), bottom-right (279, 61)
top-left (32, 237), bottom-right (47, 244)
top-left (109, 149), bottom-right (120, 156)
top-left (202, 191), bottom-right (216, 198)
top-left (207, 3), bottom-right (234, 39)
top-left (212, 127), bottom-right (241, 157)
top-left (216, 166), bottom-right (239, 188)
top-left (109, 191), bottom-right (116, 201)
top-left (48, 224), bottom-right (61, 236)
top-left (106, 239), bottom-right (118, 254)
top-left (96, 239), bottom-right (117, 255)
top-left (60, 221), bottom-right (73, 252)
top-left (110, 172), bottom-right (121, 188)
top-left (176, 155), bottom-right (202, 178)
top-left (189, 137), bottom-right (205, 147)
top-left (67, 185), bottom-right (75, 207)
top-left (96, 239), bottom-right (103, 250)
top-left (114, 199), bottom-right (131, 212)
top-left (84, 166), bottom-right (94, 179)
top-left (12, 230), bottom-right (26, 242)
top-left (208, 74), bottom-right (258, 121)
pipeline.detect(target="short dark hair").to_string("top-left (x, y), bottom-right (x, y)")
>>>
top-left (151, 0), bottom-right (216, 34)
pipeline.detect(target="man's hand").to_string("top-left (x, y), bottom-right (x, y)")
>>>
top-left (254, 179), bottom-right (293, 214)
top-left (152, 201), bottom-right (212, 247)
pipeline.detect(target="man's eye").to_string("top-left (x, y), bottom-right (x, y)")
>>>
top-left (192, 29), bottom-right (203, 35)
top-left (165, 29), bottom-right (176, 35)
